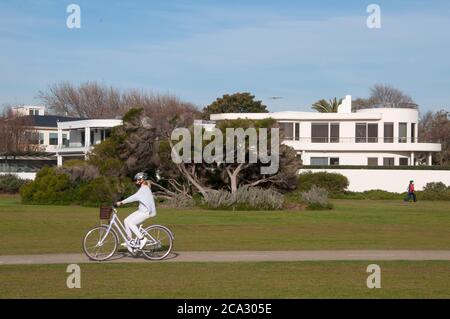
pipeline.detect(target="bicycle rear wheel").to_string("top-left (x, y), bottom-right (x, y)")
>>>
top-left (140, 225), bottom-right (173, 260)
top-left (83, 226), bottom-right (118, 261)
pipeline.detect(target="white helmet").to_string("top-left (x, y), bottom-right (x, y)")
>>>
top-left (134, 172), bottom-right (148, 181)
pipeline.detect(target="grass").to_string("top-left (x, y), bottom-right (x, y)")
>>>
top-left (0, 261), bottom-right (449, 298)
top-left (0, 195), bottom-right (449, 255)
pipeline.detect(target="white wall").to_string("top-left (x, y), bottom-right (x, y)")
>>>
top-left (0, 172), bottom-right (36, 180)
top-left (300, 168), bottom-right (450, 192)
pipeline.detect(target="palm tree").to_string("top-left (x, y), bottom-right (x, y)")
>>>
top-left (311, 97), bottom-right (343, 113)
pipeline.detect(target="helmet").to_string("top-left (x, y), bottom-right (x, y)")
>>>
top-left (134, 172), bottom-right (148, 181)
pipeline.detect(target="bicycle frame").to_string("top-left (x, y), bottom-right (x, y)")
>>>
top-left (99, 207), bottom-right (164, 248)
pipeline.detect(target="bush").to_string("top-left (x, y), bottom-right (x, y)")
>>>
top-left (332, 189), bottom-right (403, 200)
top-left (20, 167), bottom-right (76, 204)
top-left (297, 171), bottom-right (349, 194)
top-left (173, 193), bottom-right (196, 208)
top-left (301, 185), bottom-right (333, 210)
top-left (419, 182), bottom-right (450, 200)
top-left (0, 174), bottom-right (29, 194)
top-left (20, 167), bottom-right (136, 206)
top-left (203, 186), bottom-right (284, 210)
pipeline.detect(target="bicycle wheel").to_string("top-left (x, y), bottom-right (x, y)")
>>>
top-left (140, 225), bottom-right (173, 260)
top-left (83, 226), bottom-right (118, 261)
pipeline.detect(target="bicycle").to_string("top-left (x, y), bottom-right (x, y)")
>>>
top-left (83, 204), bottom-right (174, 261)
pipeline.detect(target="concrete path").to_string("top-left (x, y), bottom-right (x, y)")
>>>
top-left (1, 250), bottom-right (450, 265)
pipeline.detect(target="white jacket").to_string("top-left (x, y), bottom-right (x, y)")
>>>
top-left (121, 185), bottom-right (156, 217)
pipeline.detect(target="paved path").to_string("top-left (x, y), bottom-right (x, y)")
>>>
top-left (1, 250), bottom-right (450, 265)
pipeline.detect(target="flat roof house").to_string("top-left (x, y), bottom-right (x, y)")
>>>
top-left (209, 95), bottom-right (442, 167)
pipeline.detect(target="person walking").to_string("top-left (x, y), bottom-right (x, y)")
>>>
top-left (404, 180), bottom-right (417, 202)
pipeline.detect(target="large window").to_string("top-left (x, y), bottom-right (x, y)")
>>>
top-left (411, 123), bottom-right (416, 143)
top-left (356, 123), bottom-right (378, 143)
top-left (367, 157), bottom-right (378, 166)
top-left (384, 123), bottom-right (394, 143)
top-left (399, 123), bottom-right (407, 143)
top-left (330, 123), bottom-right (340, 143)
top-left (310, 157), bottom-right (328, 165)
top-left (383, 157), bottom-right (395, 166)
top-left (399, 158), bottom-right (409, 166)
top-left (279, 122), bottom-right (300, 141)
top-left (355, 123), bottom-right (367, 143)
top-left (279, 122), bottom-right (294, 140)
top-left (311, 123), bottom-right (329, 143)
top-left (49, 133), bottom-right (58, 145)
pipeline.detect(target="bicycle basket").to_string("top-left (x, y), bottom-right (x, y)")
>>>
top-left (99, 205), bottom-right (113, 220)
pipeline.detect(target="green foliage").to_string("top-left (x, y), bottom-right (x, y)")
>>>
top-left (297, 171), bottom-right (349, 194)
top-left (419, 182), bottom-right (450, 200)
top-left (332, 190), bottom-right (403, 200)
top-left (311, 97), bottom-right (343, 113)
top-left (20, 167), bottom-right (135, 206)
top-left (301, 185), bottom-right (333, 210)
top-left (0, 174), bottom-right (29, 194)
top-left (202, 186), bottom-right (284, 210)
top-left (20, 167), bottom-right (76, 204)
top-left (203, 92), bottom-right (268, 117)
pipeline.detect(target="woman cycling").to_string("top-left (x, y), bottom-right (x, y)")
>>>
top-left (116, 172), bottom-right (156, 253)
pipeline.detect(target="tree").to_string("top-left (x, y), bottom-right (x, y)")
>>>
top-left (353, 84), bottom-right (417, 110)
top-left (38, 81), bottom-right (200, 120)
top-left (311, 97), bottom-right (342, 113)
top-left (203, 92), bottom-right (268, 118)
top-left (0, 108), bottom-right (42, 154)
top-left (419, 110), bottom-right (450, 165)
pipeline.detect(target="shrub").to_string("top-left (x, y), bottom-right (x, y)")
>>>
top-left (172, 193), bottom-right (196, 208)
top-left (422, 182), bottom-right (448, 193)
top-left (78, 176), bottom-right (135, 206)
top-left (20, 167), bottom-right (76, 204)
top-left (297, 171), bottom-right (349, 194)
top-left (419, 182), bottom-right (450, 200)
top-left (203, 186), bottom-right (284, 210)
top-left (0, 174), bottom-right (29, 194)
top-left (301, 185), bottom-right (333, 210)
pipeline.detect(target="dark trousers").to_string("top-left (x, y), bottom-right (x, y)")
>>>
top-left (404, 192), bottom-right (417, 202)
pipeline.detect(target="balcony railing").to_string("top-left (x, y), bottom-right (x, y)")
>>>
top-left (282, 137), bottom-right (440, 144)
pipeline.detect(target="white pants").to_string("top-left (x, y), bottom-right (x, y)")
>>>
top-left (124, 210), bottom-right (150, 240)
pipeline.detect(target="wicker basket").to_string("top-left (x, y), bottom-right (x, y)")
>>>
top-left (99, 205), bottom-right (113, 220)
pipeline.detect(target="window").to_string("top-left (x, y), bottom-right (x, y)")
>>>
top-left (279, 122), bottom-right (294, 140)
top-left (411, 123), bottom-right (416, 143)
top-left (399, 123), bottom-right (407, 143)
top-left (355, 123), bottom-right (367, 143)
top-left (330, 123), bottom-right (340, 143)
top-left (39, 132), bottom-right (44, 145)
top-left (399, 158), bottom-right (409, 166)
top-left (367, 157), bottom-right (378, 166)
top-left (28, 109), bottom-right (39, 115)
top-left (383, 157), bottom-right (395, 166)
top-left (310, 157), bottom-right (328, 165)
top-left (49, 133), bottom-right (58, 145)
top-left (330, 157), bottom-right (339, 165)
top-left (384, 123), bottom-right (394, 143)
top-left (311, 123), bottom-right (329, 143)
top-left (294, 123), bottom-right (300, 141)
top-left (368, 124), bottom-right (378, 143)
top-left (62, 134), bottom-right (68, 147)
top-left (356, 123), bottom-right (378, 143)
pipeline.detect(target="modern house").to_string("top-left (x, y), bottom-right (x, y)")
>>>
top-left (209, 95), bottom-right (442, 167)
top-left (0, 106), bottom-right (122, 176)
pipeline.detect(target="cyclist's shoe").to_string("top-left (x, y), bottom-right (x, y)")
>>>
top-left (139, 237), bottom-right (148, 249)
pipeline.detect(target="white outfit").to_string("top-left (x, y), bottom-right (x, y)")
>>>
top-left (122, 184), bottom-right (156, 239)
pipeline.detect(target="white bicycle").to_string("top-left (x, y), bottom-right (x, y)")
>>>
top-left (83, 205), bottom-right (174, 261)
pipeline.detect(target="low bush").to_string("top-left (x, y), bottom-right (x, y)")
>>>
top-left (0, 174), bottom-right (30, 194)
top-left (419, 182), bottom-right (450, 200)
top-left (78, 176), bottom-right (135, 206)
top-left (300, 185), bottom-right (333, 210)
top-left (332, 190), bottom-right (404, 200)
top-left (297, 171), bottom-right (349, 194)
top-left (203, 186), bottom-right (284, 210)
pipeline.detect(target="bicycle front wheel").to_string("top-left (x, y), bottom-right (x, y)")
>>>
top-left (141, 225), bottom-right (173, 260)
top-left (83, 226), bottom-right (118, 261)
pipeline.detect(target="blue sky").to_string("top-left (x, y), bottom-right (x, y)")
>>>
top-left (1, 0), bottom-right (449, 112)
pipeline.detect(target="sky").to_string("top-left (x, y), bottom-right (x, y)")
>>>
top-left (0, 0), bottom-right (449, 113)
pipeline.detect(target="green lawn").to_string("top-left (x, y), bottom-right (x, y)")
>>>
top-left (0, 195), bottom-right (449, 254)
top-left (1, 261), bottom-right (449, 298)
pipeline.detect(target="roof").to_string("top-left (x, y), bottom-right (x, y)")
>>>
top-left (24, 115), bottom-right (87, 128)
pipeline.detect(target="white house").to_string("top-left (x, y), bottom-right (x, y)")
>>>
top-left (209, 95), bottom-right (441, 167)
top-left (55, 118), bottom-right (122, 166)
